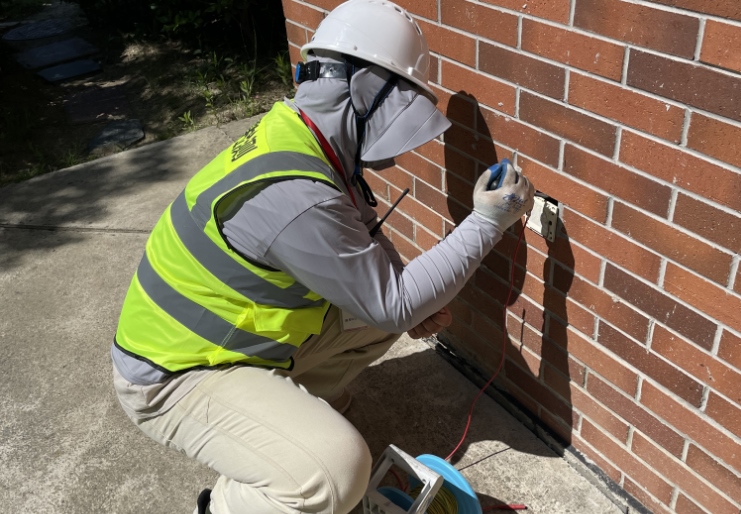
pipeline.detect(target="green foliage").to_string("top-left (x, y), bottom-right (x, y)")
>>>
top-left (178, 110), bottom-right (196, 130)
top-left (77, 0), bottom-right (288, 58)
top-left (0, 0), bottom-right (45, 20)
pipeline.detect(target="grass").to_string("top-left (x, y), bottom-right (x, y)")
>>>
top-left (0, 22), bottom-right (294, 187)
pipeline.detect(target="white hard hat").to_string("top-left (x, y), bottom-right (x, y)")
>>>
top-left (300, 0), bottom-right (436, 102)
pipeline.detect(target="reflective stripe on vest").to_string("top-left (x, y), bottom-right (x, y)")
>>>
top-left (114, 103), bottom-right (345, 378)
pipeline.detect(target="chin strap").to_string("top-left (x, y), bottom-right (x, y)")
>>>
top-left (349, 73), bottom-right (398, 207)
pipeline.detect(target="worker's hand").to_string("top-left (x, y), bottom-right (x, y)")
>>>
top-left (472, 162), bottom-right (535, 232)
top-left (407, 306), bottom-right (453, 339)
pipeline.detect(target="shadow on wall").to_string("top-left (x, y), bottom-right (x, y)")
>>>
top-left (441, 92), bottom-right (577, 459)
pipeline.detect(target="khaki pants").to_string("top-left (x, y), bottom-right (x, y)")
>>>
top-left (113, 306), bottom-right (400, 514)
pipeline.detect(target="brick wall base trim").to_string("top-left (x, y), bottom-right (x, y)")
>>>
top-left (433, 333), bottom-right (651, 514)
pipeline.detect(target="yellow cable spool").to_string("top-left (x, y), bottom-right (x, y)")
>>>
top-left (410, 484), bottom-right (459, 514)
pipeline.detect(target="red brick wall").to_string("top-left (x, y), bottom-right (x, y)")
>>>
top-left (282, 1), bottom-right (741, 512)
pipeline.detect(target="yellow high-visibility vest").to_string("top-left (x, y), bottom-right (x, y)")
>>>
top-left (114, 103), bottom-right (344, 373)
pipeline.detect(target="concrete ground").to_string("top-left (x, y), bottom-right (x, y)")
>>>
top-left (0, 116), bottom-right (623, 514)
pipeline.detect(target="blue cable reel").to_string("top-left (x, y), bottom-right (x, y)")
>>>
top-left (364, 446), bottom-right (482, 514)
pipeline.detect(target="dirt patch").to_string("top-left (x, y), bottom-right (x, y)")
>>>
top-left (0, 1), bottom-right (293, 187)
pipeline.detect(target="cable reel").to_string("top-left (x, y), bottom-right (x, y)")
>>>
top-left (363, 445), bottom-right (482, 514)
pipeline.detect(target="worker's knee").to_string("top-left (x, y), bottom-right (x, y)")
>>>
top-left (317, 430), bottom-right (372, 513)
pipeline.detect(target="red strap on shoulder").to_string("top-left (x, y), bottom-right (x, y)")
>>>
top-left (297, 108), bottom-right (358, 208)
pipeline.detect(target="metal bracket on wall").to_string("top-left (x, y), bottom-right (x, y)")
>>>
top-left (525, 195), bottom-right (559, 242)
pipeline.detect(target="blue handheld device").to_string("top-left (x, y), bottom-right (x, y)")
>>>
top-left (486, 158), bottom-right (518, 191)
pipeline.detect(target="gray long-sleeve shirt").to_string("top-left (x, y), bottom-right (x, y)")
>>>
top-left (222, 178), bottom-right (502, 333)
top-left (112, 172), bottom-right (502, 388)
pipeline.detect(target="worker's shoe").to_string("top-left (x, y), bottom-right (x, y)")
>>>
top-left (327, 388), bottom-right (352, 414)
top-left (193, 488), bottom-right (212, 514)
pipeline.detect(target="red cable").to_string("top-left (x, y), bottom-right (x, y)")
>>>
top-left (443, 216), bottom-right (531, 512)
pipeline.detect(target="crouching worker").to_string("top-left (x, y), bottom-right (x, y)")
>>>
top-left (111, 1), bottom-right (535, 512)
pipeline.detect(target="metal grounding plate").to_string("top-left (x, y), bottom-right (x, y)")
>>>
top-left (15, 37), bottom-right (99, 69)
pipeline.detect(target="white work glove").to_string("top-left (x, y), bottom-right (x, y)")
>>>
top-left (473, 162), bottom-right (535, 232)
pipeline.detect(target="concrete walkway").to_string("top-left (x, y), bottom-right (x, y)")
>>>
top-left (0, 117), bottom-right (623, 514)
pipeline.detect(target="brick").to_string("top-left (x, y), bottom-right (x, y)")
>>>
top-left (417, 19), bottom-right (476, 68)
top-left (611, 201), bottom-right (734, 285)
top-left (506, 340), bottom-right (542, 378)
top-left (376, 196), bottom-right (414, 240)
top-left (285, 20), bottom-right (307, 46)
top-left (562, 209), bottom-right (662, 282)
top-left (520, 92), bottom-right (617, 157)
top-left (549, 322), bottom-right (638, 394)
top-left (480, 0), bottom-right (570, 23)
top-left (520, 158), bottom-right (611, 224)
top-left (632, 431), bottom-right (739, 514)
top-left (568, 73), bottom-right (685, 143)
top-left (504, 381), bottom-right (541, 416)
top-left (441, 1), bottom-right (518, 47)
top-left (432, 86), bottom-right (476, 130)
top-left (706, 392), bottom-right (741, 438)
top-left (587, 374), bottom-right (686, 455)
top-left (558, 274), bottom-right (651, 342)
top-left (549, 240), bottom-right (602, 285)
top-left (686, 444), bottom-right (741, 505)
top-left (288, 42), bottom-right (302, 71)
top-left (718, 330), bottom-right (741, 370)
top-left (674, 193), bottom-right (741, 253)
top-left (388, 228), bottom-right (421, 262)
top-left (581, 418), bottom-right (674, 503)
top-left (443, 122), bottom-right (497, 166)
top-left (652, 325), bottom-right (741, 405)
top-left (575, 0), bottom-right (699, 58)
top-left (383, 165), bottom-right (414, 193)
top-left (647, 0), bottom-right (741, 22)
top-left (664, 263), bottom-right (741, 333)
top-left (600, 322), bottom-right (704, 405)
top-left (522, 19), bottom-right (624, 80)
top-left (641, 380), bottom-right (741, 473)
top-left (603, 263), bottom-right (717, 348)
top-left (414, 179), bottom-right (451, 220)
top-left (623, 477), bottom-right (673, 514)
top-left (480, 110), bottom-right (560, 167)
top-left (440, 147), bottom-right (476, 183)
top-left (441, 61), bottom-right (517, 116)
top-left (394, 188), bottom-right (446, 236)
top-left (415, 225), bottom-right (441, 251)
top-left (621, 131), bottom-right (741, 212)
top-left (687, 113), bottom-right (741, 170)
top-left (701, 20), bottom-right (741, 74)
top-left (544, 358), bottom-right (586, 400)
top-left (394, 0), bottom-right (437, 20)
top-left (429, 55), bottom-right (439, 85)
top-left (396, 152), bottom-right (442, 189)
top-left (281, 0), bottom-right (324, 30)
top-left (479, 43), bottom-right (566, 100)
top-left (571, 434), bottom-right (622, 483)
top-left (564, 144), bottom-right (672, 216)
top-left (572, 385), bottom-right (630, 441)
top-left (305, 0), bottom-right (343, 10)
top-left (539, 407), bottom-right (575, 443)
top-left (674, 494), bottom-right (707, 514)
top-left (415, 139), bottom-right (445, 169)
top-left (628, 50), bottom-right (741, 122)
top-left (506, 359), bottom-right (573, 423)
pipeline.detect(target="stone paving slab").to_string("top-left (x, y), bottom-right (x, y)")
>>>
top-left (64, 85), bottom-right (131, 123)
top-left (2, 18), bottom-right (75, 40)
top-left (15, 36), bottom-right (98, 69)
top-left (37, 58), bottom-right (101, 83)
